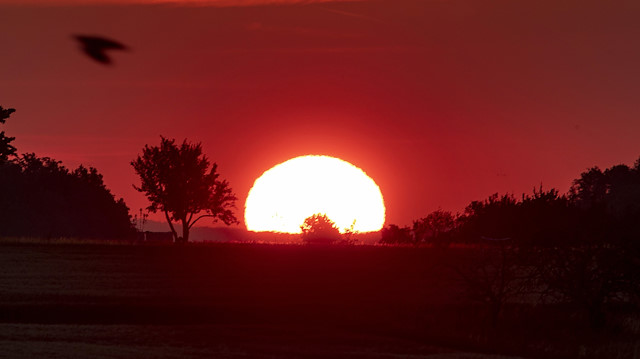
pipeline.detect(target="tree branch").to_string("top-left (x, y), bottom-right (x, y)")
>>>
top-left (189, 214), bottom-right (215, 229)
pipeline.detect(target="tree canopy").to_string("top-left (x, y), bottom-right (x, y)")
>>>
top-left (0, 105), bottom-right (133, 239)
top-left (300, 213), bottom-right (342, 244)
top-left (379, 224), bottom-right (413, 245)
top-left (132, 136), bottom-right (238, 242)
top-left (380, 156), bottom-right (640, 329)
top-left (0, 153), bottom-right (134, 239)
top-left (413, 209), bottom-right (456, 246)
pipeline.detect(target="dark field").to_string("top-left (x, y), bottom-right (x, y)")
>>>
top-left (0, 243), bottom-right (636, 358)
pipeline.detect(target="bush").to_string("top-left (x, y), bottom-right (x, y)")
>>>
top-left (300, 213), bottom-right (342, 244)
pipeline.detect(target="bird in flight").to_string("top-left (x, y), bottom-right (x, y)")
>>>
top-left (73, 35), bottom-right (128, 65)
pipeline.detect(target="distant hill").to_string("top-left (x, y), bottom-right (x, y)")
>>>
top-left (141, 220), bottom-right (381, 244)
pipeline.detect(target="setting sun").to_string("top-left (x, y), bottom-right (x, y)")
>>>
top-left (245, 155), bottom-right (385, 233)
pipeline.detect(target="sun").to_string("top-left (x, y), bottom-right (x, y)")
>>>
top-left (245, 155), bottom-right (385, 233)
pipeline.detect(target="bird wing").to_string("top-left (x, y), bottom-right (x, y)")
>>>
top-left (75, 35), bottom-right (128, 50)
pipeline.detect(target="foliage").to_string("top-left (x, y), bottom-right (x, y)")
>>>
top-left (517, 187), bottom-right (576, 247)
top-left (458, 193), bottom-right (519, 242)
top-left (0, 153), bottom-right (134, 239)
top-left (453, 187), bottom-right (578, 247)
top-left (570, 164), bottom-right (640, 242)
top-left (341, 219), bottom-right (359, 245)
top-left (532, 244), bottom-right (631, 329)
top-left (455, 241), bottom-right (531, 327)
top-left (0, 105), bottom-right (17, 163)
top-left (132, 136), bottom-right (238, 242)
top-left (412, 209), bottom-right (456, 246)
top-left (379, 224), bottom-right (413, 245)
top-left (569, 166), bottom-right (608, 210)
top-left (300, 213), bottom-right (342, 244)
top-left (382, 158), bottom-right (640, 329)
top-left (459, 183), bottom-right (640, 328)
top-left (380, 210), bottom-right (457, 246)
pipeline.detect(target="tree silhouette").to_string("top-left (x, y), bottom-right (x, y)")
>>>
top-left (379, 224), bottom-right (413, 245)
top-left (534, 243), bottom-right (629, 329)
top-left (455, 240), bottom-right (530, 328)
top-left (0, 105), bottom-right (133, 239)
top-left (0, 153), bottom-right (134, 239)
top-left (300, 213), bottom-right (341, 244)
top-left (458, 193), bottom-right (519, 243)
top-left (379, 157), bottom-right (640, 330)
top-left (0, 106), bottom-right (17, 163)
top-left (413, 209), bottom-right (456, 246)
top-left (131, 136), bottom-right (238, 242)
top-left (551, 162), bottom-right (640, 328)
top-left (517, 186), bottom-right (576, 247)
top-left (570, 164), bottom-right (640, 222)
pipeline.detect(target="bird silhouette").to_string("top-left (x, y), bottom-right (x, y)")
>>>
top-left (73, 35), bottom-right (128, 65)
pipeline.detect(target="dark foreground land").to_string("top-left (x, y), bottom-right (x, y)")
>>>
top-left (0, 243), bottom-right (637, 358)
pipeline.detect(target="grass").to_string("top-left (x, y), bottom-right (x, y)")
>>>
top-left (0, 241), bottom-right (637, 358)
top-left (0, 236), bottom-right (137, 245)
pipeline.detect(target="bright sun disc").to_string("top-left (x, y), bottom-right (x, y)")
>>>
top-left (245, 155), bottom-right (385, 233)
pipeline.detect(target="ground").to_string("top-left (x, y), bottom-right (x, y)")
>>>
top-left (0, 242), bottom-right (632, 358)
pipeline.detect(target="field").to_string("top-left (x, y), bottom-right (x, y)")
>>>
top-left (0, 242), bottom-right (637, 358)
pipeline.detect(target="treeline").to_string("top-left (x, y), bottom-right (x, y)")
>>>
top-left (0, 106), bottom-right (134, 239)
top-left (381, 160), bottom-right (640, 248)
top-left (381, 159), bottom-right (640, 329)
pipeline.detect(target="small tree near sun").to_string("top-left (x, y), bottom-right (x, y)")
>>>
top-left (341, 219), bottom-right (359, 245)
top-left (300, 213), bottom-right (342, 244)
top-left (131, 136), bottom-right (238, 242)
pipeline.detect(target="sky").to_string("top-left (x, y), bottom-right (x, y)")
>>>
top-left (1, 0), bottom-right (640, 229)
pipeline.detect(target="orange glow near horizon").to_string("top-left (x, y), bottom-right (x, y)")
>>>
top-left (245, 155), bottom-right (385, 234)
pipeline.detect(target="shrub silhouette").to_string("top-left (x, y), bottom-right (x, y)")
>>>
top-left (300, 213), bottom-right (341, 244)
top-left (379, 224), bottom-right (413, 245)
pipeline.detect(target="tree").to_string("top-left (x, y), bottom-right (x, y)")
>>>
top-left (455, 240), bottom-right (530, 328)
top-left (458, 193), bottom-right (519, 243)
top-left (0, 153), bottom-right (134, 239)
top-left (569, 166), bottom-right (608, 210)
top-left (300, 213), bottom-right (341, 244)
top-left (0, 106), bottom-right (17, 163)
top-left (413, 209), bottom-right (456, 246)
top-left (533, 243), bottom-right (629, 330)
top-left (539, 163), bottom-right (640, 329)
top-left (518, 186), bottom-right (576, 247)
top-left (0, 106), bottom-right (133, 239)
top-left (131, 136), bottom-right (238, 242)
top-left (379, 224), bottom-right (413, 245)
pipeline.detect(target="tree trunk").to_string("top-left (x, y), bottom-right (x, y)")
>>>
top-left (181, 218), bottom-right (190, 243)
top-left (164, 211), bottom-right (179, 243)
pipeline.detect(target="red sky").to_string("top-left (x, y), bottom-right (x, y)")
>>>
top-left (1, 0), bottom-right (640, 228)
